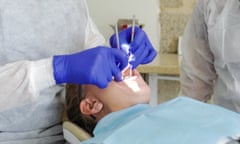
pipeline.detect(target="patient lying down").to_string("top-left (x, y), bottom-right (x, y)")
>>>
top-left (66, 70), bottom-right (240, 144)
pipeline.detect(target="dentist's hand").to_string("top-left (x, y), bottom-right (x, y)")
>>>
top-left (109, 26), bottom-right (157, 69)
top-left (53, 47), bottom-right (128, 88)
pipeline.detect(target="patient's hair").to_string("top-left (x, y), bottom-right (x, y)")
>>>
top-left (65, 84), bottom-right (97, 136)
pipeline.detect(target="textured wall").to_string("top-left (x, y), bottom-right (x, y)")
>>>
top-left (158, 80), bottom-right (180, 103)
top-left (160, 0), bottom-right (196, 53)
top-left (158, 0), bottom-right (196, 103)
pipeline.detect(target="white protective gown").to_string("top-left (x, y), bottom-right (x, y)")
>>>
top-left (0, 0), bottom-right (105, 143)
top-left (180, 0), bottom-right (240, 113)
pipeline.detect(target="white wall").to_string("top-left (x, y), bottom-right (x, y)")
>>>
top-left (86, 0), bottom-right (160, 52)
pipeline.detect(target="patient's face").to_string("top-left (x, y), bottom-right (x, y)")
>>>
top-left (82, 70), bottom-right (150, 112)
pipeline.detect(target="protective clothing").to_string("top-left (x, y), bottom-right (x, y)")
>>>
top-left (82, 96), bottom-right (240, 144)
top-left (109, 27), bottom-right (157, 69)
top-left (0, 0), bottom-right (105, 143)
top-left (180, 0), bottom-right (240, 112)
top-left (53, 47), bottom-right (128, 88)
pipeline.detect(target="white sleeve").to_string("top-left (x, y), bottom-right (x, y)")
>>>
top-left (180, 0), bottom-right (217, 102)
top-left (0, 58), bottom-right (55, 111)
top-left (83, 0), bottom-right (106, 49)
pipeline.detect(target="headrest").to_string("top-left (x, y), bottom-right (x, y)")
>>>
top-left (63, 121), bottom-right (92, 144)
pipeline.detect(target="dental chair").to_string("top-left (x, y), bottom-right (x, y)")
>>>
top-left (63, 120), bottom-right (91, 144)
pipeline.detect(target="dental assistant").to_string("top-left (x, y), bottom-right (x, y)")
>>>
top-left (0, 0), bottom-right (156, 143)
top-left (180, 0), bottom-right (240, 113)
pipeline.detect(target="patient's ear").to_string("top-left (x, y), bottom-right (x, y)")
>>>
top-left (80, 97), bottom-right (103, 115)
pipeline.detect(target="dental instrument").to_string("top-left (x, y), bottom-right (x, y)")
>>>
top-left (115, 23), bottom-right (120, 49)
top-left (128, 15), bottom-right (136, 76)
top-left (114, 16), bottom-right (136, 78)
top-left (115, 23), bottom-right (129, 79)
top-left (131, 15), bottom-right (136, 42)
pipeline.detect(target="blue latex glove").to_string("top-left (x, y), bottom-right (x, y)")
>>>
top-left (109, 26), bottom-right (157, 69)
top-left (53, 47), bottom-right (128, 88)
